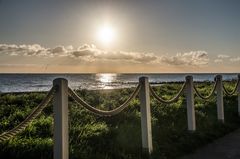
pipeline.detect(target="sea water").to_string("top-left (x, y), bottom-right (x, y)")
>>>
top-left (0, 73), bottom-right (238, 93)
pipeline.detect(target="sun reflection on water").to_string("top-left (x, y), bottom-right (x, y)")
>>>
top-left (96, 73), bottom-right (117, 83)
top-left (96, 73), bottom-right (117, 89)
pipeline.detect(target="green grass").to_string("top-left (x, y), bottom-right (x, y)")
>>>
top-left (0, 82), bottom-right (239, 159)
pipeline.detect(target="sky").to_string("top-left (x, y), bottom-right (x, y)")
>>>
top-left (0, 0), bottom-right (240, 73)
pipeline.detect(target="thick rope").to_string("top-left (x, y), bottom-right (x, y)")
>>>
top-left (0, 87), bottom-right (56, 142)
top-left (68, 84), bottom-right (141, 116)
top-left (193, 81), bottom-right (218, 100)
top-left (222, 78), bottom-right (240, 96)
top-left (149, 82), bottom-right (186, 104)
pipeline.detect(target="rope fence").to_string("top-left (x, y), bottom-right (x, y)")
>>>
top-left (0, 75), bottom-right (240, 158)
top-left (222, 79), bottom-right (240, 96)
top-left (149, 82), bottom-right (186, 104)
top-left (0, 86), bottom-right (56, 142)
top-left (193, 81), bottom-right (217, 100)
top-left (68, 84), bottom-right (141, 116)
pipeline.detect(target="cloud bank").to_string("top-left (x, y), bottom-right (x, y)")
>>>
top-left (0, 43), bottom-right (209, 66)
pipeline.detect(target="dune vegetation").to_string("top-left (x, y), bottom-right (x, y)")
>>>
top-left (0, 82), bottom-right (239, 159)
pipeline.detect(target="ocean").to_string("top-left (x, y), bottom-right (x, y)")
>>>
top-left (0, 73), bottom-right (239, 93)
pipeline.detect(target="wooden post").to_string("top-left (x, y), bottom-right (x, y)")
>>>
top-left (238, 75), bottom-right (240, 116)
top-left (185, 76), bottom-right (196, 131)
top-left (216, 75), bottom-right (224, 123)
top-left (139, 77), bottom-right (153, 155)
top-left (53, 78), bottom-right (69, 159)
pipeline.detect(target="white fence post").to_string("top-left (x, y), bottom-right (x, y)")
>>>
top-left (216, 75), bottom-right (224, 123)
top-left (238, 75), bottom-right (240, 116)
top-left (185, 76), bottom-right (196, 131)
top-left (53, 78), bottom-right (69, 159)
top-left (139, 77), bottom-right (153, 155)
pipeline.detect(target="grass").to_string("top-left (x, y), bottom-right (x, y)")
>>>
top-left (0, 81), bottom-right (240, 159)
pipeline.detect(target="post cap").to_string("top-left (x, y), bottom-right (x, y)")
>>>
top-left (53, 78), bottom-right (68, 82)
top-left (185, 75), bottom-right (193, 81)
top-left (215, 75), bottom-right (222, 81)
top-left (53, 78), bottom-right (68, 85)
top-left (139, 76), bottom-right (149, 82)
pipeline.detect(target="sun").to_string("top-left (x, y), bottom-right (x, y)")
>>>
top-left (97, 24), bottom-right (116, 45)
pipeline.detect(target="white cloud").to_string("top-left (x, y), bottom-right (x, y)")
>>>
top-left (217, 54), bottom-right (230, 59)
top-left (215, 54), bottom-right (234, 63)
top-left (214, 54), bottom-right (240, 63)
top-left (0, 44), bottom-right (45, 56)
top-left (230, 57), bottom-right (240, 62)
top-left (0, 43), bottom-right (209, 66)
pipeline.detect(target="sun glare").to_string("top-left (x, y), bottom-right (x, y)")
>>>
top-left (96, 73), bottom-right (117, 89)
top-left (97, 73), bottom-right (116, 83)
top-left (97, 24), bottom-right (116, 45)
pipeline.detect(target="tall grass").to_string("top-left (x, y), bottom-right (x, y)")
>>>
top-left (0, 82), bottom-right (239, 159)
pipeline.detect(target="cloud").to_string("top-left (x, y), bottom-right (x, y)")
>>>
top-left (230, 57), bottom-right (240, 62)
top-left (0, 44), bottom-right (45, 56)
top-left (68, 44), bottom-right (208, 65)
top-left (217, 54), bottom-right (230, 59)
top-left (49, 46), bottom-right (70, 57)
top-left (94, 51), bottom-right (158, 63)
top-left (214, 54), bottom-right (231, 63)
top-left (160, 51), bottom-right (209, 66)
top-left (214, 54), bottom-right (240, 63)
top-left (51, 46), bottom-right (66, 54)
top-left (0, 43), bottom-right (209, 66)
top-left (70, 46), bottom-right (158, 63)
